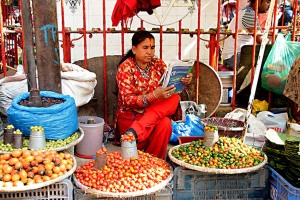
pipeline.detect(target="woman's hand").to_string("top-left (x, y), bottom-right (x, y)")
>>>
top-left (154, 85), bottom-right (176, 99)
top-left (181, 73), bottom-right (193, 85)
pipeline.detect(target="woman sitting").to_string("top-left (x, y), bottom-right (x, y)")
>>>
top-left (115, 30), bottom-right (192, 159)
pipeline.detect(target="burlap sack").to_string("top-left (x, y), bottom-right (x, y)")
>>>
top-left (284, 55), bottom-right (300, 105)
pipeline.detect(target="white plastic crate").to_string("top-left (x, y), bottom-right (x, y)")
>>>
top-left (0, 179), bottom-right (73, 200)
top-left (74, 182), bottom-right (173, 200)
top-left (173, 166), bottom-right (268, 200)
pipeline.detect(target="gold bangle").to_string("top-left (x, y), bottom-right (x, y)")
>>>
top-left (142, 94), bottom-right (148, 106)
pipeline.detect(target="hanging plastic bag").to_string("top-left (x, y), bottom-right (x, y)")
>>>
top-left (261, 33), bottom-right (300, 94)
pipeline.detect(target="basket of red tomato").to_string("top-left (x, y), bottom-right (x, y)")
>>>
top-left (74, 149), bottom-right (173, 198)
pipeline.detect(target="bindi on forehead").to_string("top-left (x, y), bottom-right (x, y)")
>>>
top-left (140, 38), bottom-right (155, 48)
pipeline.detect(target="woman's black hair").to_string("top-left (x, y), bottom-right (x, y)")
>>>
top-left (114, 30), bottom-right (155, 96)
top-left (118, 30), bottom-right (155, 65)
top-left (249, 0), bottom-right (263, 4)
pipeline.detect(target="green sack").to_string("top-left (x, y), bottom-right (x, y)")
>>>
top-left (261, 33), bottom-right (300, 94)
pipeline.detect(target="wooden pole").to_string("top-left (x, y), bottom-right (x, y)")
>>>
top-left (241, 0), bottom-right (276, 142)
top-left (32, 0), bottom-right (61, 93)
top-left (20, 0), bottom-right (37, 90)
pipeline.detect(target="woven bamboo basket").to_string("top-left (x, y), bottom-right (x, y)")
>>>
top-left (0, 127), bottom-right (84, 154)
top-left (0, 154), bottom-right (77, 192)
top-left (49, 127), bottom-right (84, 152)
top-left (186, 62), bottom-right (223, 118)
top-left (201, 117), bottom-right (244, 138)
top-left (73, 167), bottom-right (173, 198)
top-left (168, 143), bottom-right (267, 174)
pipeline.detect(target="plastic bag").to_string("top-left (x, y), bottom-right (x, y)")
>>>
top-left (252, 99), bottom-right (269, 115)
top-left (256, 111), bottom-right (288, 133)
top-left (261, 33), bottom-right (300, 94)
top-left (7, 91), bottom-right (78, 140)
top-left (286, 122), bottom-right (300, 137)
top-left (244, 114), bottom-right (267, 148)
top-left (224, 108), bottom-right (247, 121)
top-left (170, 114), bottom-right (204, 144)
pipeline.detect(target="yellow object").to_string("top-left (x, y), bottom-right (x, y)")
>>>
top-left (252, 99), bottom-right (269, 115)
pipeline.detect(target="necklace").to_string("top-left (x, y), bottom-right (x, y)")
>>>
top-left (135, 61), bottom-right (150, 79)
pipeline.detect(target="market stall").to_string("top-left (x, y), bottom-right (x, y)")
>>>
top-left (0, 90), bottom-right (81, 199)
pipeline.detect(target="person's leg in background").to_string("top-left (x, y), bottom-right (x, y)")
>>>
top-left (223, 53), bottom-right (241, 70)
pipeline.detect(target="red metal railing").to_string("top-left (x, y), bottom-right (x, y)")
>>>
top-left (1, 0), bottom-right (300, 122)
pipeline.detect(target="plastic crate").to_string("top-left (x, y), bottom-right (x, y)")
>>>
top-left (74, 182), bottom-right (173, 200)
top-left (173, 166), bottom-right (268, 200)
top-left (0, 179), bottom-right (73, 200)
top-left (268, 166), bottom-right (300, 200)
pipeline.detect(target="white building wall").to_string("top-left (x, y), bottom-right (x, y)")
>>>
top-left (56, 0), bottom-right (219, 66)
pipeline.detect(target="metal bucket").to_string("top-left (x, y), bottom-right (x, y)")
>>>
top-left (3, 129), bottom-right (14, 144)
top-left (121, 140), bottom-right (139, 160)
top-left (13, 134), bottom-right (23, 149)
top-left (94, 154), bottom-right (107, 170)
top-left (29, 130), bottom-right (46, 150)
